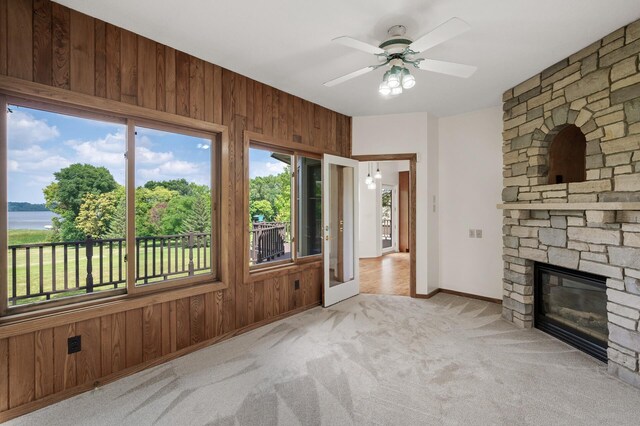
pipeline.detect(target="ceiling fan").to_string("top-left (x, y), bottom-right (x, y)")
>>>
top-left (324, 18), bottom-right (477, 95)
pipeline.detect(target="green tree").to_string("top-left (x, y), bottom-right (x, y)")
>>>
top-left (250, 199), bottom-right (274, 222)
top-left (181, 193), bottom-right (211, 233)
top-left (135, 186), bottom-right (177, 236)
top-left (75, 189), bottom-right (122, 238)
top-left (249, 166), bottom-right (291, 223)
top-left (43, 164), bottom-right (118, 241)
top-left (143, 178), bottom-right (198, 196)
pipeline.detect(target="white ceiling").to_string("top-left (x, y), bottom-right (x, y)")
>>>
top-left (56, 0), bottom-right (640, 117)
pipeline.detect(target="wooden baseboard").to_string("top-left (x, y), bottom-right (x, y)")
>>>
top-left (413, 288), bottom-right (441, 299)
top-left (0, 301), bottom-right (321, 423)
top-left (413, 288), bottom-right (502, 304)
top-left (438, 289), bottom-right (502, 304)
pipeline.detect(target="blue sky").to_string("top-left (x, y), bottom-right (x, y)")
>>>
top-left (7, 105), bottom-right (211, 204)
top-left (249, 147), bottom-right (289, 179)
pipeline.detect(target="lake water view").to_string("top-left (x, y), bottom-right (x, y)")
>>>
top-left (8, 211), bottom-right (57, 230)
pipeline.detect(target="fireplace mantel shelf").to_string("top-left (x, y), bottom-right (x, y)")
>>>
top-left (497, 202), bottom-right (640, 211)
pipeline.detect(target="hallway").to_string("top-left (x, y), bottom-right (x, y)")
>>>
top-left (359, 252), bottom-right (410, 296)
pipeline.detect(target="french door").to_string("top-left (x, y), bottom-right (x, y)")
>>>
top-left (323, 154), bottom-right (359, 307)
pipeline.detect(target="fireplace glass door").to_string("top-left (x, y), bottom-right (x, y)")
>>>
top-left (535, 263), bottom-right (608, 362)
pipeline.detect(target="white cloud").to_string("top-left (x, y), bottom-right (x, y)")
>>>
top-left (137, 160), bottom-right (205, 185)
top-left (197, 143), bottom-right (210, 150)
top-left (66, 132), bottom-right (126, 168)
top-left (250, 161), bottom-right (288, 178)
top-left (7, 109), bottom-right (59, 145)
top-left (136, 146), bottom-right (174, 164)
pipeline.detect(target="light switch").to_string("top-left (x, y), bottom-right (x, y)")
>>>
top-left (476, 229), bottom-right (483, 238)
top-left (469, 229), bottom-right (475, 238)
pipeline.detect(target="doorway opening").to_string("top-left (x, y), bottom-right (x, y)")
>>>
top-left (353, 156), bottom-right (415, 297)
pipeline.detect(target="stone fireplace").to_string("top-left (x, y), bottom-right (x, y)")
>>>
top-left (501, 18), bottom-right (640, 388)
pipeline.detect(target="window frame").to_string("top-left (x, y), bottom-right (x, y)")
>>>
top-left (0, 84), bottom-right (229, 318)
top-left (244, 132), bottom-right (323, 281)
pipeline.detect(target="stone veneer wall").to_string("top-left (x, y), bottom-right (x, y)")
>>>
top-left (501, 19), bottom-right (640, 388)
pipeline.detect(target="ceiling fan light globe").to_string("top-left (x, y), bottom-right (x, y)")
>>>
top-left (378, 81), bottom-right (391, 96)
top-left (387, 74), bottom-right (400, 88)
top-left (402, 73), bottom-right (416, 89)
top-left (391, 86), bottom-right (403, 95)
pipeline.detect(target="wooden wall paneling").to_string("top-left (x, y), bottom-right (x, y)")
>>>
top-left (164, 47), bottom-right (176, 114)
top-left (292, 96), bottom-right (302, 142)
top-left (175, 297), bottom-right (190, 350)
top-left (94, 19), bottom-right (106, 98)
top-left (76, 318), bottom-right (101, 385)
top-left (271, 89), bottom-right (280, 139)
top-left (189, 56), bottom-right (204, 120)
top-left (0, 0), bottom-right (7, 76)
top-left (34, 329), bottom-right (54, 399)
top-left (33, 0), bottom-right (53, 86)
top-left (253, 82), bottom-right (262, 133)
top-left (289, 273), bottom-right (300, 309)
top-left (169, 300), bottom-right (177, 352)
top-left (105, 23), bottom-right (121, 101)
top-left (124, 309), bottom-right (142, 367)
top-left (212, 64), bottom-right (222, 124)
top-left (264, 278), bottom-right (274, 319)
top-left (245, 78), bottom-right (254, 132)
top-left (203, 62), bottom-right (214, 122)
top-left (136, 36), bottom-right (156, 109)
top-left (155, 43), bottom-right (165, 112)
top-left (119, 29), bottom-right (137, 104)
top-left (7, 0), bottom-right (33, 81)
top-left (286, 93), bottom-right (294, 142)
top-left (100, 315), bottom-right (112, 377)
top-left (8, 333), bottom-right (35, 408)
top-left (189, 294), bottom-right (205, 345)
top-left (0, 338), bottom-right (8, 411)
top-left (160, 301), bottom-right (171, 355)
top-left (274, 276), bottom-right (283, 316)
top-left (51, 2), bottom-right (70, 89)
top-left (214, 291), bottom-right (224, 337)
top-left (262, 85), bottom-right (273, 137)
top-left (203, 292), bottom-right (214, 340)
top-left (175, 50), bottom-right (190, 116)
top-left (234, 115), bottom-right (248, 329)
top-left (235, 74), bottom-right (247, 118)
top-left (111, 312), bottom-right (126, 373)
top-left (53, 324), bottom-right (76, 392)
top-left (253, 281), bottom-right (264, 323)
top-left (142, 304), bottom-right (162, 361)
top-left (246, 281), bottom-right (255, 324)
top-left (69, 10), bottom-right (94, 95)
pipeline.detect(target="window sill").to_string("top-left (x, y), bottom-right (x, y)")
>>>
top-left (0, 279), bottom-right (227, 339)
top-left (247, 256), bottom-right (322, 283)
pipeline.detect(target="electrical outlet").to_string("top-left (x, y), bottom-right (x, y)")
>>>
top-left (476, 229), bottom-right (483, 238)
top-left (294, 280), bottom-right (300, 290)
top-left (468, 229), bottom-right (475, 238)
top-left (68, 336), bottom-right (81, 354)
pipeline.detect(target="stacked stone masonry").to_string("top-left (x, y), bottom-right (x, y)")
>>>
top-left (502, 19), bottom-right (640, 388)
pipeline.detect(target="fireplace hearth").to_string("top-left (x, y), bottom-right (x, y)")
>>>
top-left (535, 263), bottom-right (608, 362)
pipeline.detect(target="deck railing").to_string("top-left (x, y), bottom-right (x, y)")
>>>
top-left (8, 232), bottom-right (210, 306)
top-left (249, 222), bottom-right (289, 265)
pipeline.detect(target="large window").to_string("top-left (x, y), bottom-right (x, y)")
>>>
top-left (2, 99), bottom-right (220, 315)
top-left (247, 144), bottom-right (321, 270)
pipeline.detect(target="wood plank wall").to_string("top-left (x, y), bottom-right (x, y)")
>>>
top-left (0, 0), bottom-right (349, 419)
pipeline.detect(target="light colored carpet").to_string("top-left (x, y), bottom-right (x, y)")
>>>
top-left (9, 293), bottom-right (640, 425)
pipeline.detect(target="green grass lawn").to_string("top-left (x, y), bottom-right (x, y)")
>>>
top-left (8, 229), bottom-right (53, 245)
top-left (7, 230), bottom-right (212, 306)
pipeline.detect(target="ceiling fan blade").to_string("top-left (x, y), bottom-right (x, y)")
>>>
top-left (323, 66), bottom-right (376, 87)
top-left (332, 36), bottom-right (385, 55)
top-left (417, 59), bottom-right (477, 78)
top-left (408, 17), bottom-right (471, 53)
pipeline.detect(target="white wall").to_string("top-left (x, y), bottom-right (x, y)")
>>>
top-left (353, 113), bottom-right (436, 295)
top-left (438, 106), bottom-right (503, 299)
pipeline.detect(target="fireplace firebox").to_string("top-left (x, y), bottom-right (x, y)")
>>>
top-left (534, 263), bottom-right (608, 362)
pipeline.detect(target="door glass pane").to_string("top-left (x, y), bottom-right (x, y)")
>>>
top-left (6, 104), bottom-right (126, 307)
top-left (134, 126), bottom-right (213, 286)
top-left (248, 147), bottom-right (292, 267)
top-left (382, 187), bottom-right (392, 249)
top-left (297, 156), bottom-right (322, 258)
top-left (329, 164), bottom-right (354, 286)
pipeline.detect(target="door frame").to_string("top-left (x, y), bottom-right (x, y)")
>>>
top-left (381, 183), bottom-right (398, 255)
top-left (352, 154), bottom-right (417, 298)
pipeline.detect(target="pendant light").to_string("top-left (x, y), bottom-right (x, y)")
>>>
top-left (365, 162), bottom-right (373, 185)
top-left (374, 162), bottom-right (382, 180)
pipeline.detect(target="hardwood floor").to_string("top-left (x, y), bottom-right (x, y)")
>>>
top-left (359, 252), bottom-right (410, 296)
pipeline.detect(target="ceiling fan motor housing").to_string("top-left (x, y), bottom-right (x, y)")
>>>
top-left (379, 25), bottom-right (413, 55)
